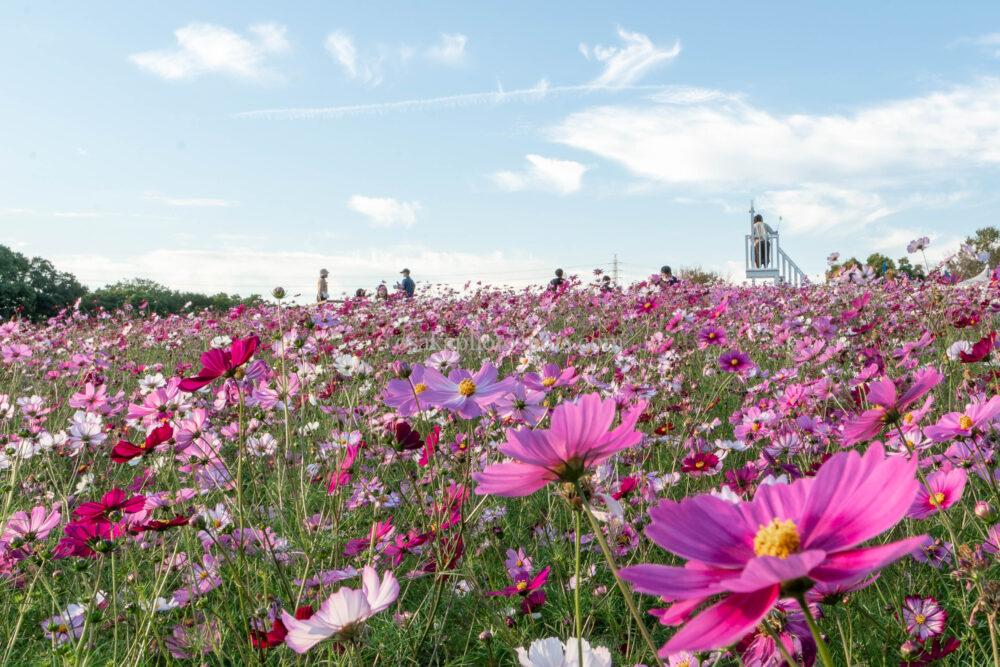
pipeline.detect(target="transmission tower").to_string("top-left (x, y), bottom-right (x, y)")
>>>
top-left (611, 254), bottom-right (620, 285)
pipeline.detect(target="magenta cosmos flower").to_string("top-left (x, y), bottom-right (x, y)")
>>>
top-left (420, 362), bottom-right (515, 419)
top-left (719, 349), bottom-right (753, 374)
top-left (523, 363), bottom-right (577, 392)
top-left (179, 335), bottom-right (260, 392)
top-left (473, 393), bottom-right (647, 497)
top-left (841, 367), bottom-right (943, 446)
top-left (923, 396), bottom-right (1000, 442)
top-left (619, 443), bottom-right (929, 655)
top-left (908, 467), bottom-right (966, 519)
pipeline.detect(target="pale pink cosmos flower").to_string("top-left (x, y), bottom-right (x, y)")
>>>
top-left (840, 367), bottom-right (943, 446)
top-left (2, 505), bottom-right (61, 547)
top-left (281, 566), bottom-right (399, 653)
top-left (41, 603), bottom-right (85, 645)
top-left (474, 393), bottom-right (647, 497)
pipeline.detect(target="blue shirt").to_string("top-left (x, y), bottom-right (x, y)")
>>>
top-left (401, 276), bottom-right (415, 297)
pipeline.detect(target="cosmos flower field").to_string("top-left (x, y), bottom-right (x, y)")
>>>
top-left (2, 273), bottom-right (1000, 666)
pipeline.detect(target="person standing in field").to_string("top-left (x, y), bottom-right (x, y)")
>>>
top-left (317, 269), bottom-right (330, 303)
top-left (398, 268), bottom-right (416, 298)
top-left (752, 214), bottom-right (773, 268)
top-left (548, 268), bottom-right (565, 291)
top-left (660, 265), bottom-right (679, 285)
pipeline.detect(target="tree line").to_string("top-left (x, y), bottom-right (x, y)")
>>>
top-left (0, 244), bottom-right (261, 321)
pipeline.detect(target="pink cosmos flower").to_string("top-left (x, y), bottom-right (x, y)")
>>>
top-left (2, 505), bottom-right (61, 546)
top-left (923, 396), bottom-right (1000, 442)
top-left (179, 335), bottom-right (260, 392)
top-left (719, 349), bottom-right (754, 374)
top-left (840, 367), bottom-right (943, 446)
top-left (494, 383), bottom-right (547, 425)
top-left (908, 468), bottom-right (966, 519)
top-left (523, 363), bottom-right (577, 392)
top-left (382, 364), bottom-right (428, 416)
top-left (902, 596), bottom-right (947, 641)
top-left (420, 362), bottom-right (515, 419)
top-left (619, 443), bottom-right (929, 655)
top-left (474, 393), bottom-right (647, 497)
top-left (281, 566), bottom-right (399, 653)
top-left (697, 325), bottom-right (727, 349)
top-left (41, 604), bottom-right (85, 645)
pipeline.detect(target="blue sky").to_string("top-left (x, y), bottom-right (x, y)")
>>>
top-left (4, 2), bottom-right (1000, 298)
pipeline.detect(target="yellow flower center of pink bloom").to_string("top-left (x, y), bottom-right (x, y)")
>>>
top-left (413, 383), bottom-right (428, 395)
top-left (730, 358), bottom-right (741, 367)
top-left (541, 377), bottom-right (557, 387)
top-left (457, 379), bottom-right (477, 397)
top-left (930, 492), bottom-right (946, 506)
top-left (57, 623), bottom-right (69, 634)
top-left (753, 518), bottom-right (801, 559)
top-left (694, 460), bottom-right (705, 469)
top-left (903, 412), bottom-right (914, 425)
top-left (915, 613), bottom-right (927, 625)
top-left (516, 580), bottom-right (528, 592)
top-left (959, 414), bottom-right (974, 430)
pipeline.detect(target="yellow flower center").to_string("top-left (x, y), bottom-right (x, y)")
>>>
top-left (515, 559), bottom-right (523, 567)
top-left (930, 492), bottom-right (946, 506)
top-left (753, 518), bottom-right (801, 559)
top-left (413, 383), bottom-right (428, 395)
top-left (751, 423), bottom-right (761, 432)
top-left (57, 624), bottom-right (69, 634)
top-left (694, 460), bottom-right (705, 469)
top-left (903, 412), bottom-right (914, 425)
top-left (730, 358), bottom-right (741, 367)
top-left (516, 580), bottom-right (528, 592)
top-left (959, 414), bottom-right (974, 430)
top-left (915, 613), bottom-right (927, 625)
top-left (457, 379), bottom-right (477, 397)
top-left (541, 377), bottom-right (557, 387)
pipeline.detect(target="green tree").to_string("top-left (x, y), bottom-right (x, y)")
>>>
top-left (946, 226), bottom-right (1000, 279)
top-left (895, 256), bottom-right (925, 280)
top-left (85, 278), bottom-right (261, 315)
top-left (0, 244), bottom-right (88, 320)
top-left (865, 253), bottom-right (896, 277)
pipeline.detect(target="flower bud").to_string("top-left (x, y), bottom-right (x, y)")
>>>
top-left (272, 286), bottom-right (286, 300)
top-left (975, 500), bottom-right (995, 521)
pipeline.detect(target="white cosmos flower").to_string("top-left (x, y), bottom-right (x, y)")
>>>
top-left (281, 566), bottom-right (399, 654)
top-left (516, 637), bottom-right (612, 667)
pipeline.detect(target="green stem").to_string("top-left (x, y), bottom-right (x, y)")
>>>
top-left (582, 500), bottom-right (663, 667)
top-left (793, 593), bottom-right (834, 667)
top-left (574, 509), bottom-right (583, 667)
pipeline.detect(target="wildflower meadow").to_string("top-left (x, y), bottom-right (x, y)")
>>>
top-left (3, 270), bottom-right (1000, 666)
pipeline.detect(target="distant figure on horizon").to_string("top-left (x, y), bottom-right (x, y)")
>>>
top-left (355, 288), bottom-right (367, 298)
top-left (600, 275), bottom-right (614, 292)
top-left (317, 269), bottom-right (330, 303)
top-left (752, 214), bottom-right (774, 269)
top-left (376, 283), bottom-right (389, 301)
top-left (549, 268), bottom-right (565, 291)
top-left (398, 268), bottom-right (416, 298)
top-left (660, 265), bottom-right (679, 285)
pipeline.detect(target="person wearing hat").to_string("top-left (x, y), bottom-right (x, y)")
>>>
top-left (660, 265), bottom-right (679, 285)
top-left (317, 269), bottom-right (330, 303)
top-left (398, 268), bottom-right (416, 298)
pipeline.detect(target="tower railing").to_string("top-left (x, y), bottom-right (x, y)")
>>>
top-left (744, 231), bottom-right (807, 287)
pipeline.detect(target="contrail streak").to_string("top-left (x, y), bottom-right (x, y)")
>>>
top-left (233, 82), bottom-right (673, 120)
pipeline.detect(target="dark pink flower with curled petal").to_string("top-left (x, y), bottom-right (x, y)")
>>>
top-left (179, 335), bottom-right (260, 392)
top-left (619, 443), bottom-right (929, 656)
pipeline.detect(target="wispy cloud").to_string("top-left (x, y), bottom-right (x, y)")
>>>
top-left (234, 81), bottom-right (672, 119)
top-left (425, 33), bottom-right (467, 65)
top-left (579, 27), bottom-right (681, 87)
top-left (130, 23), bottom-right (290, 81)
top-left (348, 195), bottom-right (421, 228)
top-left (145, 191), bottom-right (239, 208)
top-left (325, 31), bottom-right (386, 86)
top-left (492, 154), bottom-right (588, 194)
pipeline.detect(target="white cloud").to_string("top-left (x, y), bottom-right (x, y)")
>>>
top-left (492, 154), bottom-right (588, 194)
top-left (144, 192), bottom-right (238, 208)
top-left (756, 185), bottom-right (897, 235)
top-left (551, 78), bottom-right (1000, 187)
top-left (347, 195), bottom-right (421, 228)
top-left (51, 246), bottom-right (553, 299)
top-left (580, 27), bottom-right (681, 88)
top-left (325, 31), bottom-right (386, 86)
top-left (130, 23), bottom-right (290, 81)
top-left (425, 33), bottom-right (467, 65)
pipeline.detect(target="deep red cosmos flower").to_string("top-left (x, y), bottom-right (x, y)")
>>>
top-left (959, 332), bottom-right (996, 363)
top-left (73, 488), bottom-right (146, 526)
top-left (250, 606), bottom-right (314, 650)
top-left (53, 520), bottom-right (114, 558)
top-left (111, 424), bottom-right (173, 463)
top-left (179, 335), bottom-right (261, 392)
